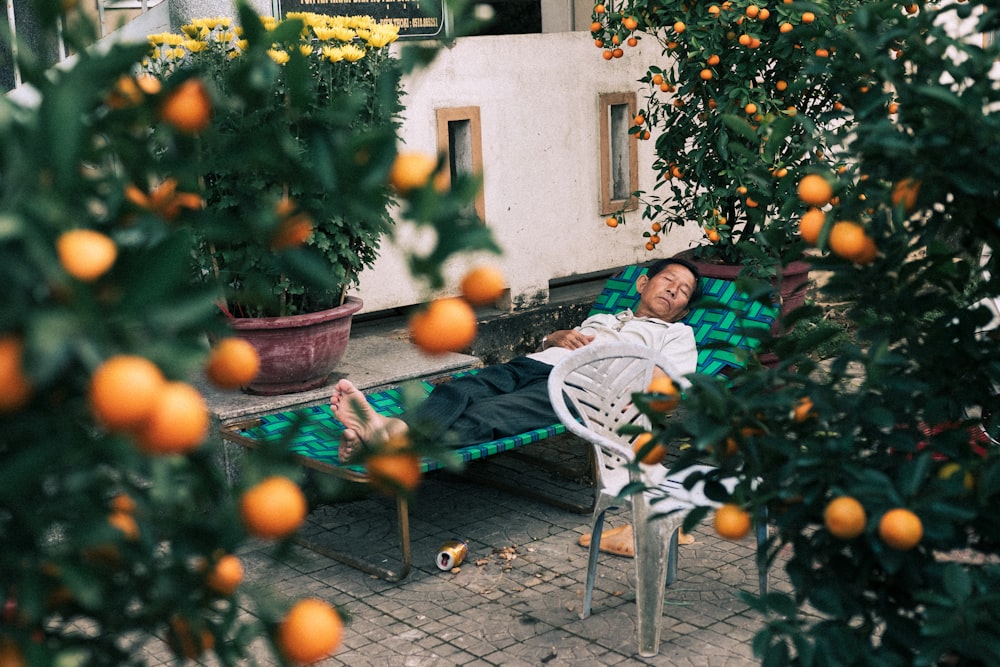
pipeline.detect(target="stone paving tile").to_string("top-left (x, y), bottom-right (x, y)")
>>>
top-left (140, 447), bottom-right (796, 666)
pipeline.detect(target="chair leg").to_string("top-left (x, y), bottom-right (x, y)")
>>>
top-left (756, 505), bottom-right (768, 596)
top-left (581, 510), bottom-right (607, 620)
top-left (666, 528), bottom-right (679, 586)
top-left (631, 498), bottom-right (676, 657)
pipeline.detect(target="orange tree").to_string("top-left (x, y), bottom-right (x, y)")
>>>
top-left (634, 1), bottom-right (1000, 664)
top-left (592, 0), bottom-right (861, 271)
top-left (0, 0), bottom-right (491, 663)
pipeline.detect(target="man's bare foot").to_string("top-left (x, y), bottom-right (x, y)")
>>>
top-left (331, 379), bottom-right (407, 463)
top-left (338, 428), bottom-right (363, 463)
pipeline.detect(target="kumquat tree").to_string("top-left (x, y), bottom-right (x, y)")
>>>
top-left (623, 1), bottom-right (1000, 665)
top-left (0, 0), bottom-right (492, 663)
top-left (592, 0), bottom-right (863, 271)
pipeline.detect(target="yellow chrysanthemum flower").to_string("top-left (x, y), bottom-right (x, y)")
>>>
top-left (261, 16), bottom-right (279, 31)
top-left (298, 44), bottom-right (314, 57)
top-left (321, 46), bottom-right (343, 63)
top-left (181, 39), bottom-right (205, 53)
top-left (341, 44), bottom-right (366, 62)
top-left (236, 39), bottom-right (249, 52)
top-left (365, 26), bottom-right (398, 48)
top-left (267, 49), bottom-right (290, 65)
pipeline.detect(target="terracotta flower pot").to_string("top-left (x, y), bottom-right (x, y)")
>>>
top-left (679, 251), bottom-right (811, 367)
top-left (226, 297), bottom-right (364, 395)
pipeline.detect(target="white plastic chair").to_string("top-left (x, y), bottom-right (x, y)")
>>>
top-left (547, 342), bottom-right (766, 657)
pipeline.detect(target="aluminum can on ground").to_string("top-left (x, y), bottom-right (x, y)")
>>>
top-left (436, 539), bottom-right (469, 570)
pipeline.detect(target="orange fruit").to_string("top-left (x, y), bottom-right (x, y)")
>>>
top-left (602, 49), bottom-right (614, 60)
top-left (646, 375), bottom-right (680, 411)
top-left (791, 396), bottom-right (816, 422)
top-left (878, 508), bottom-right (923, 551)
top-left (779, 22), bottom-right (792, 33)
top-left (714, 503), bottom-right (751, 540)
top-left (460, 266), bottom-right (506, 306)
top-left (409, 297), bottom-right (477, 355)
top-left (389, 152), bottom-right (439, 194)
top-left (0, 636), bottom-right (25, 667)
top-left (240, 476), bottom-right (308, 539)
top-left (271, 213), bottom-right (314, 249)
top-left (109, 511), bottom-right (140, 541)
top-left (673, 21), bottom-right (686, 33)
top-left (632, 432), bottom-right (666, 465)
top-left (797, 173), bottom-right (833, 206)
top-left (823, 496), bottom-right (866, 539)
top-left (828, 221), bottom-right (876, 264)
top-left (0, 335), bottom-right (32, 413)
top-left (606, 216), bottom-right (619, 227)
top-left (368, 450), bottom-right (422, 493)
top-left (89, 355), bottom-right (166, 430)
top-left (206, 554), bottom-right (244, 596)
top-left (798, 208), bottom-right (826, 245)
top-left (107, 75), bottom-right (145, 109)
top-left (623, 16), bottom-right (638, 30)
top-left (57, 229), bottom-right (117, 282)
top-left (744, 102), bottom-right (758, 114)
top-left (938, 462), bottom-right (975, 491)
top-left (745, 4), bottom-right (759, 18)
top-left (758, 7), bottom-right (770, 19)
top-left (707, 54), bottom-right (720, 66)
top-left (594, 3), bottom-right (606, 13)
top-left (206, 337), bottom-right (260, 390)
top-left (891, 178), bottom-right (921, 212)
top-left (159, 78), bottom-right (212, 134)
top-left (110, 492), bottom-right (137, 514)
top-left (738, 33), bottom-right (752, 46)
top-left (134, 381), bottom-right (209, 455)
top-left (136, 73), bottom-right (162, 95)
top-left (167, 616), bottom-right (215, 660)
top-left (590, 20), bottom-right (602, 32)
top-left (700, 68), bottom-right (713, 81)
top-left (801, 10), bottom-right (815, 23)
top-left (278, 598), bottom-right (344, 664)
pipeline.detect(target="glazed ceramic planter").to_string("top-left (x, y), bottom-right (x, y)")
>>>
top-left (226, 297), bottom-right (364, 395)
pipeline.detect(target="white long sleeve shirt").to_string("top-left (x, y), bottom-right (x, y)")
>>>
top-left (526, 309), bottom-right (698, 376)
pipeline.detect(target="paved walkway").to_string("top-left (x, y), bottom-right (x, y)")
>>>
top-left (143, 315), bottom-right (790, 666)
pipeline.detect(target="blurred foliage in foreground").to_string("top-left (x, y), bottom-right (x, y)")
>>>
top-left (0, 0), bottom-right (494, 663)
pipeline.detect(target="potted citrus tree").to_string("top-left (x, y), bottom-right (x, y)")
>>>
top-left (592, 0), bottom-right (861, 348)
top-left (141, 12), bottom-right (404, 394)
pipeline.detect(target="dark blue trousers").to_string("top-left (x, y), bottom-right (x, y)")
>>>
top-left (405, 357), bottom-right (559, 447)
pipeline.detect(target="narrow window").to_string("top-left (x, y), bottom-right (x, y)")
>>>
top-left (599, 92), bottom-right (639, 215)
top-left (436, 106), bottom-right (485, 221)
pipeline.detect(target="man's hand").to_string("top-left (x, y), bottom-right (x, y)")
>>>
top-left (543, 329), bottom-right (595, 350)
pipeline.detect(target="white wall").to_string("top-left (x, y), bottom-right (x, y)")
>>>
top-left (353, 30), bottom-right (701, 314)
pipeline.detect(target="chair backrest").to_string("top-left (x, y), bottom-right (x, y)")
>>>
top-left (589, 264), bottom-right (777, 376)
top-left (547, 342), bottom-right (689, 465)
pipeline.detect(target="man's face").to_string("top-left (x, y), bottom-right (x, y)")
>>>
top-left (634, 264), bottom-right (697, 322)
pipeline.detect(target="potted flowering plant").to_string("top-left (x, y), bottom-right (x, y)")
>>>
top-left (593, 0), bottom-right (862, 331)
top-left (142, 12), bottom-right (405, 393)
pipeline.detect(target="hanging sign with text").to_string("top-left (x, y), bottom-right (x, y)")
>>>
top-left (280, 0), bottom-right (445, 38)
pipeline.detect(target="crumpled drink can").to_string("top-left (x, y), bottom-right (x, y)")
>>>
top-left (436, 539), bottom-right (469, 570)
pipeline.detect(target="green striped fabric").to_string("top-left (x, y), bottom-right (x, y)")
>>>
top-left (229, 265), bottom-right (776, 472)
top-left (589, 265), bottom-right (776, 376)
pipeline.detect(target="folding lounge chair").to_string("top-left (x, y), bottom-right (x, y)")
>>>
top-left (547, 343), bottom-right (769, 657)
top-left (220, 263), bottom-right (776, 581)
